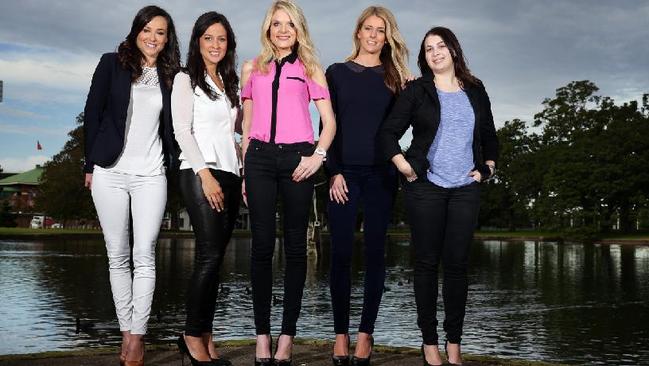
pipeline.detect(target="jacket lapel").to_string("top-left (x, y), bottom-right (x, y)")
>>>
top-left (115, 66), bottom-right (132, 139)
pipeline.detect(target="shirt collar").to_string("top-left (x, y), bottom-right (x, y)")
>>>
top-left (277, 51), bottom-right (298, 65)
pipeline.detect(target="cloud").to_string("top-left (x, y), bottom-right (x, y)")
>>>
top-left (0, 0), bottom-right (647, 134)
top-left (0, 123), bottom-right (68, 137)
top-left (0, 106), bottom-right (50, 120)
top-left (0, 53), bottom-right (97, 92)
top-left (0, 155), bottom-right (49, 173)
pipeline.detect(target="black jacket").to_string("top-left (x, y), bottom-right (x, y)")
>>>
top-left (379, 74), bottom-right (499, 181)
top-left (83, 52), bottom-right (177, 173)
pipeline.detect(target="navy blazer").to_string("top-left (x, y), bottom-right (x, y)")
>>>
top-left (379, 73), bottom-right (499, 181)
top-left (83, 52), bottom-right (177, 173)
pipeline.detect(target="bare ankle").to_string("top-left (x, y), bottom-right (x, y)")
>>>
top-left (256, 334), bottom-right (271, 358)
top-left (333, 334), bottom-right (349, 355)
top-left (274, 335), bottom-right (293, 360)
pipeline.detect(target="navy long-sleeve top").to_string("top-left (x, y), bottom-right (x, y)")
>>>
top-left (324, 61), bottom-right (395, 176)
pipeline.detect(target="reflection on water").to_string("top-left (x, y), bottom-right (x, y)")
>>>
top-left (0, 238), bottom-right (648, 364)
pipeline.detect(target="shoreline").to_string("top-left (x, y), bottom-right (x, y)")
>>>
top-left (0, 340), bottom-right (562, 366)
top-left (1, 227), bottom-right (648, 245)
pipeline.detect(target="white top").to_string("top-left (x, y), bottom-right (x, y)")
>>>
top-left (172, 71), bottom-right (240, 176)
top-left (105, 66), bottom-right (165, 176)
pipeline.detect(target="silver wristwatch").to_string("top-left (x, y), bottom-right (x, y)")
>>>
top-left (314, 147), bottom-right (327, 161)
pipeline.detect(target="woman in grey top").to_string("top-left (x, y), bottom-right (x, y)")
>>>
top-left (380, 27), bottom-right (499, 365)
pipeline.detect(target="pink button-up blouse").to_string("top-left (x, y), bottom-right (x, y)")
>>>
top-left (241, 53), bottom-right (330, 144)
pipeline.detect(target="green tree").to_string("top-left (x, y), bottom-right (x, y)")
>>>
top-left (480, 119), bottom-right (537, 230)
top-left (528, 81), bottom-right (649, 234)
top-left (0, 200), bottom-right (17, 227)
top-left (478, 80), bottom-right (649, 235)
top-left (36, 113), bottom-right (96, 223)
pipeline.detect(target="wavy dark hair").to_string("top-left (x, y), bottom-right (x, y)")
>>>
top-left (117, 5), bottom-right (180, 89)
top-left (417, 26), bottom-right (480, 88)
top-left (185, 12), bottom-right (240, 108)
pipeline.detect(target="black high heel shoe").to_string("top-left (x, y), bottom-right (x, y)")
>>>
top-left (211, 357), bottom-right (232, 366)
top-left (177, 334), bottom-right (216, 366)
top-left (254, 335), bottom-right (274, 366)
top-left (274, 334), bottom-right (293, 366)
top-left (351, 334), bottom-right (373, 366)
top-left (420, 344), bottom-right (442, 366)
top-left (331, 334), bottom-right (350, 366)
top-left (444, 341), bottom-right (462, 366)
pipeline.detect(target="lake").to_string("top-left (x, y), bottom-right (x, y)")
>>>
top-left (0, 237), bottom-right (647, 365)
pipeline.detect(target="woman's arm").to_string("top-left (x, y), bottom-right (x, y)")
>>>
top-left (292, 67), bottom-right (336, 182)
top-left (480, 86), bottom-right (499, 172)
top-left (322, 64), bottom-right (341, 177)
top-left (83, 53), bottom-right (112, 176)
top-left (470, 85), bottom-right (499, 182)
top-left (171, 72), bottom-right (207, 173)
top-left (378, 83), bottom-right (418, 180)
top-left (239, 60), bottom-right (255, 205)
top-left (240, 60), bottom-right (255, 174)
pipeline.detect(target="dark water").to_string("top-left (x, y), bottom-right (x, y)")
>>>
top-left (0, 237), bottom-right (648, 365)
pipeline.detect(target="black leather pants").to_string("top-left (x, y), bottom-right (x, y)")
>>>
top-left (179, 168), bottom-right (241, 336)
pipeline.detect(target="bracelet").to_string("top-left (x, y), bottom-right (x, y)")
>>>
top-left (314, 147), bottom-right (327, 162)
top-left (486, 163), bottom-right (496, 177)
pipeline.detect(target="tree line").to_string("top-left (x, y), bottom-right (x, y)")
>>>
top-left (33, 80), bottom-right (649, 237)
top-left (479, 80), bottom-right (649, 236)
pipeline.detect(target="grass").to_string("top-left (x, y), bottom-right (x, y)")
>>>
top-left (2, 226), bottom-right (648, 243)
top-left (0, 227), bottom-right (101, 236)
top-left (600, 232), bottom-right (649, 240)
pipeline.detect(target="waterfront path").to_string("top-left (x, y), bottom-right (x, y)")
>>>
top-left (0, 342), bottom-right (557, 366)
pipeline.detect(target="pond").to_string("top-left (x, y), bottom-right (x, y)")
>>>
top-left (0, 237), bottom-right (647, 365)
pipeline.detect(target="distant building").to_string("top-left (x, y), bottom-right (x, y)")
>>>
top-left (0, 165), bottom-right (44, 227)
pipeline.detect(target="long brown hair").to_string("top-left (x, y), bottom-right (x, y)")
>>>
top-left (347, 6), bottom-right (410, 93)
top-left (417, 26), bottom-right (480, 88)
top-left (117, 5), bottom-right (181, 89)
top-left (185, 12), bottom-right (240, 108)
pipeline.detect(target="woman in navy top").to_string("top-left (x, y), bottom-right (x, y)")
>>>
top-left (326, 6), bottom-right (410, 366)
top-left (380, 27), bottom-right (498, 365)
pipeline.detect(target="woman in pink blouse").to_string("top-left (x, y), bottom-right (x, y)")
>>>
top-left (240, 1), bottom-right (336, 365)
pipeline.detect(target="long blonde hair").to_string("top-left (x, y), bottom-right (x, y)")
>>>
top-left (347, 6), bottom-right (410, 93)
top-left (256, 0), bottom-right (321, 78)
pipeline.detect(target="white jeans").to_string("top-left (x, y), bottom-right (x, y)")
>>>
top-left (91, 167), bottom-right (167, 334)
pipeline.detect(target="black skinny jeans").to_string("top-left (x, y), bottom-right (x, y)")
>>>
top-left (245, 139), bottom-right (314, 336)
top-left (179, 168), bottom-right (241, 337)
top-left (328, 165), bottom-right (397, 335)
top-left (404, 179), bottom-right (480, 345)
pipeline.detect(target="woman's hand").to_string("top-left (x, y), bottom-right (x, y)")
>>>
top-left (84, 173), bottom-right (93, 190)
top-left (391, 154), bottom-right (417, 182)
top-left (198, 169), bottom-right (224, 211)
top-left (241, 179), bottom-right (247, 207)
top-left (292, 154), bottom-right (323, 182)
top-left (401, 74), bottom-right (417, 89)
top-left (329, 174), bottom-right (349, 204)
top-left (468, 170), bottom-right (482, 182)
top-left (396, 159), bottom-right (417, 182)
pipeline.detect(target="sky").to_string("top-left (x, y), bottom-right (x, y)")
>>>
top-left (0, 0), bottom-right (648, 173)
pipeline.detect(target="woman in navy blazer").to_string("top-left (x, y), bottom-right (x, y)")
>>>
top-left (83, 5), bottom-right (180, 366)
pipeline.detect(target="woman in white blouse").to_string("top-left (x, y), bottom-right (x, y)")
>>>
top-left (171, 11), bottom-right (241, 366)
